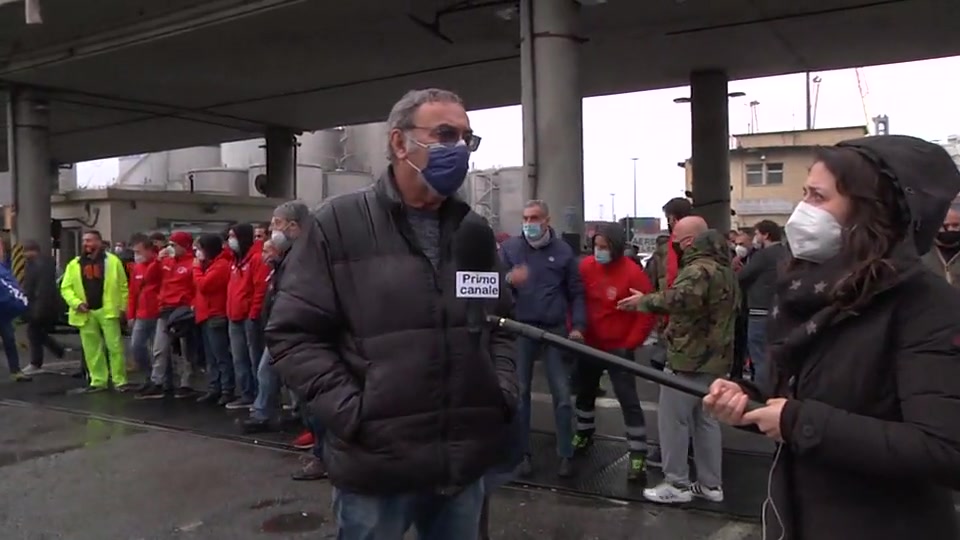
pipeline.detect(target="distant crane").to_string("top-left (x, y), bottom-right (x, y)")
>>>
top-left (748, 100), bottom-right (760, 133)
top-left (854, 68), bottom-right (870, 127)
top-left (806, 73), bottom-right (823, 129)
top-left (854, 68), bottom-right (890, 135)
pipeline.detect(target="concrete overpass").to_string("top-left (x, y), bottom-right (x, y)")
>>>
top-left (2, 0), bottom-right (960, 249)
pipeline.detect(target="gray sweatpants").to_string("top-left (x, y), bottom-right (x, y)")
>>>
top-left (150, 314), bottom-right (193, 389)
top-left (658, 371), bottom-right (723, 489)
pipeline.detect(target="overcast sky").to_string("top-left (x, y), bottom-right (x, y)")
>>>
top-left (78, 55), bottom-right (960, 221)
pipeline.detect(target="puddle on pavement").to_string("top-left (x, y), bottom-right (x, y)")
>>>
top-left (260, 511), bottom-right (326, 534)
top-left (0, 444), bottom-right (83, 468)
top-left (249, 498), bottom-right (295, 510)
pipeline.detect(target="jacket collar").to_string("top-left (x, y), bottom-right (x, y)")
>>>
top-left (374, 165), bottom-right (471, 224)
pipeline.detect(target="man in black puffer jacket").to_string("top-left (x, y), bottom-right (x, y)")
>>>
top-left (265, 88), bottom-right (517, 540)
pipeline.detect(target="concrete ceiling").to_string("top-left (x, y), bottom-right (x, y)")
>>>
top-left (1, 0), bottom-right (959, 165)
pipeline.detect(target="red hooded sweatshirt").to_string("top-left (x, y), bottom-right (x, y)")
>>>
top-left (193, 249), bottom-right (231, 323)
top-left (127, 253), bottom-right (162, 320)
top-left (580, 240), bottom-right (656, 352)
top-left (158, 231), bottom-right (195, 310)
top-left (227, 239), bottom-right (269, 321)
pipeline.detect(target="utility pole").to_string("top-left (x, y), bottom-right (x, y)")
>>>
top-left (631, 157), bottom-right (638, 218)
top-left (599, 203), bottom-right (604, 221)
top-left (805, 71), bottom-right (812, 130)
top-left (610, 193), bottom-right (616, 222)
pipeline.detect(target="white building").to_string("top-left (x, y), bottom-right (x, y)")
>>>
top-left (938, 135), bottom-right (960, 170)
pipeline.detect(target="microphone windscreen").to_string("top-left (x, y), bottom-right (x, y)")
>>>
top-left (454, 218), bottom-right (498, 271)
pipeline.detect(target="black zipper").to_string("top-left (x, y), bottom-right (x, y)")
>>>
top-left (394, 206), bottom-right (452, 484)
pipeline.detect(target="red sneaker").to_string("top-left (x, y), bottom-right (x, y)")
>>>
top-left (291, 430), bottom-right (314, 450)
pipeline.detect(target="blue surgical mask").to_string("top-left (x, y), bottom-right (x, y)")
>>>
top-left (522, 223), bottom-right (543, 239)
top-left (595, 248), bottom-right (612, 264)
top-left (407, 140), bottom-right (470, 197)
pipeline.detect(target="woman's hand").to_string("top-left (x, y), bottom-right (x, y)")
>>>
top-left (742, 398), bottom-right (788, 442)
top-left (703, 379), bottom-right (750, 426)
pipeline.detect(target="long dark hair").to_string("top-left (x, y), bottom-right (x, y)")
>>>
top-left (794, 147), bottom-right (907, 311)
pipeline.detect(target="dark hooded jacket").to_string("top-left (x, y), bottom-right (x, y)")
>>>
top-left (264, 168), bottom-right (519, 495)
top-left (631, 229), bottom-right (740, 376)
top-left (22, 253), bottom-right (60, 324)
top-left (739, 135), bottom-right (960, 540)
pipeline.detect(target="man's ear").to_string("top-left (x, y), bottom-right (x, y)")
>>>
top-left (390, 129), bottom-right (407, 161)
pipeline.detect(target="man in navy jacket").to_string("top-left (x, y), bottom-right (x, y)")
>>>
top-left (500, 199), bottom-right (585, 478)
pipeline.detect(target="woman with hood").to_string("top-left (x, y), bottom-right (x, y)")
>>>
top-left (225, 223), bottom-right (269, 410)
top-left (704, 135), bottom-right (960, 540)
top-left (193, 233), bottom-right (235, 406)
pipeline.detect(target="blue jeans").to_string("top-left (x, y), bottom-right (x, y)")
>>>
top-left (251, 349), bottom-right (280, 421)
top-left (202, 317), bottom-right (235, 396)
top-left (228, 319), bottom-right (263, 402)
top-left (483, 410), bottom-right (524, 491)
top-left (333, 479), bottom-right (485, 540)
top-left (747, 315), bottom-right (769, 392)
top-left (517, 326), bottom-right (574, 459)
top-left (0, 319), bottom-right (21, 374)
top-left (305, 412), bottom-right (326, 460)
top-left (130, 318), bottom-right (157, 374)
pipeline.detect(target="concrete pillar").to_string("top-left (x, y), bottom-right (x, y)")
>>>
top-left (690, 70), bottom-right (731, 233)
top-left (9, 89), bottom-right (53, 254)
top-left (264, 126), bottom-right (297, 199)
top-left (520, 0), bottom-right (583, 239)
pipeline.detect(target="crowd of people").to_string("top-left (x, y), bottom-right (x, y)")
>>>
top-left (2, 86), bottom-right (960, 540)
top-left (9, 202), bottom-right (328, 482)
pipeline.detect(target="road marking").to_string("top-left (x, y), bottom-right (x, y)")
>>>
top-left (707, 521), bottom-right (759, 540)
top-left (530, 391), bottom-right (658, 412)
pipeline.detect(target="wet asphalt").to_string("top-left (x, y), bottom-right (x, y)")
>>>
top-left (0, 401), bottom-right (760, 540)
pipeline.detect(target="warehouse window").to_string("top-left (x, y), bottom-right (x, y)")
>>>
top-left (745, 162), bottom-right (784, 186)
top-left (745, 164), bottom-right (764, 186)
top-left (765, 162), bottom-right (784, 185)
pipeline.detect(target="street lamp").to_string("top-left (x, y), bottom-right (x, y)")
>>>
top-left (631, 157), bottom-right (638, 219)
top-left (610, 193), bottom-right (616, 222)
top-left (672, 91), bottom-right (745, 104)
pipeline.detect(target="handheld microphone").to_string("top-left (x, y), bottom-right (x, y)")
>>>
top-left (487, 315), bottom-right (764, 412)
top-left (453, 219), bottom-right (500, 334)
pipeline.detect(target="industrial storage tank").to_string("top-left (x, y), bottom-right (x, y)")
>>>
top-left (340, 122), bottom-right (389, 174)
top-left (168, 146), bottom-right (222, 185)
top-left (324, 170), bottom-right (374, 198)
top-left (296, 164), bottom-right (326, 206)
top-left (298, 129), bottom-right (344, 170)
top-left (186, 168), bottom-right (249, 196)
top-left (493, 167), bottom-right (531, 235)
top-left (247, 163), bottom-right (335, 203)
top-left (221, 139), bottom-right (264, 169)
top-left (116, 146), bottom-right (221, 190)
top-left (463, 166), bottom-right (529, 234)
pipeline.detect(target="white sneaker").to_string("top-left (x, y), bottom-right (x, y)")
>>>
top-left (691, 482), bottom-right (724, 503)
top-left (642, 482), bottom-right (692, 504)
top-left (21, 365), bottom-right (44, 376)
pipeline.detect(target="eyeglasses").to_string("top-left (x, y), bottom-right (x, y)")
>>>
top-left (411, 124), bottom-right (481, 152)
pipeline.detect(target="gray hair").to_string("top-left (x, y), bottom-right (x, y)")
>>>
top-left (273, 200), bottom-right (310, 225)
top-left (385, 88), bottom-right (463, 160)
top-left (525, 199), bottom-right (550, 217)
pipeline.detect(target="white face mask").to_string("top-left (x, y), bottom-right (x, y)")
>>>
top-left (734, 245), bottom-right (749, 259)
top-left (785, 201), bottom-right (842, 263)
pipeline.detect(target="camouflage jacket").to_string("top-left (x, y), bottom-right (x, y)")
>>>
top-left (631, 230), bottom-right (741, 376)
